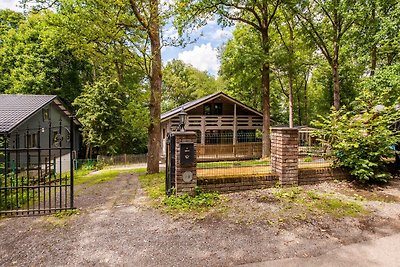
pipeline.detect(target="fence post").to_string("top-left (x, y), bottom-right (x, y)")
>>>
top-left (271, 128), bottom-right (299, 186)
top-left (173, 131), bottom-right (197, 196)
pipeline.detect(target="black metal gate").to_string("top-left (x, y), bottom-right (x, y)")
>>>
top-left (165, 133), bottom-right (175, 196)
top-left (0, 117), bottom-right (75, 216)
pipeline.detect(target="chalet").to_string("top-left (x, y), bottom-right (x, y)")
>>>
top-left (161, 92), bottom-right (264, 161)
top-left (0, 94), bottom-right (80, 174)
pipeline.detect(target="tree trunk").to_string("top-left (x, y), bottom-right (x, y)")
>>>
top-left (85, 145), bottom-right (90, 159)
top-left (288, 22), bottom-right (294, 128)
top-left (370, 3), bottom-right (377, 76)
top-left (261, 31), bottom-right (271, 158)
top-left (303, 70), bottom-right (309, 125)
top-left (288, 74), bottom-right (294, 128)
top-left (146, 0), bottom-right (162, 174)
top-left (332, 5), bottom-right (340, 110)
top-left (332, 38), bottom-right (340, 110)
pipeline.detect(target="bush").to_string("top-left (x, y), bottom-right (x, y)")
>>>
top-left (313, 90), bottom-right (400, 183)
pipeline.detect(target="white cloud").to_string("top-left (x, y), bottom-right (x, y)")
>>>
top-left (0, 0), bottom-right (21, 11)
top-left (210, 28), bottom-right (233, 40)
top-left (178, 43), bottom-right (219, 74)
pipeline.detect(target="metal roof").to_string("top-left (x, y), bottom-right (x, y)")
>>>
top-left (0, 94), bottom-right (78, 134)
top-left (161, 91), bottom-right (263, 122)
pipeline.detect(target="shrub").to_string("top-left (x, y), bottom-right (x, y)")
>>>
top-left (313, 90), bottom-right (400, 183)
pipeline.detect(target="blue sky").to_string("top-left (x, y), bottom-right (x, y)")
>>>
top-left (0, 0), bottom-right (233, 76)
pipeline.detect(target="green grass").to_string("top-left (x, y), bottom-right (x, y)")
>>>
top-left (138, 171), bottom-right (165, 199)
top-left (74, 168), bottom-right (139, 186)
top-left (271, 187), bottom-right (366, 218)
top-left (162, 191), bottom-right (221, 213)
top-left (138, 171), bottom-right (221, 214)
top-left (198, 159), bottom-right (271, 168)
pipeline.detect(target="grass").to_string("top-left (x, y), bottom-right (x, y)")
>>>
top-left (198, 159), bottom-right (271, 168)
top-left (138, 171), bottom-right (165, 199)
top-left (138, 171), bottom-right (222, 214)
top-left (271, 187), bottom-right (366, 218)
top-left (74, 168), bottom-right (140, 186)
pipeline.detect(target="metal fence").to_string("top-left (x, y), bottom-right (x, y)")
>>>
top-left (0, 119), bottom-right (74, 216)
top-left (197, 159), bottom-right (272, 178)
top-left (298, 145), bottom-right (332, 169)
top-left (97, 154), bottom-right (147, 166)
top-left (198, 132), bottom-right (262, 162)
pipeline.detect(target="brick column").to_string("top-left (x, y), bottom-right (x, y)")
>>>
top-left (174, 131), bottom-right (197, 196)
top-left (271, 128), bottom-right (299, 186)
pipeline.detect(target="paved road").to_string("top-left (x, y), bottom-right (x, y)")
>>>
top-left (244, 233), bottom-right (400, 267)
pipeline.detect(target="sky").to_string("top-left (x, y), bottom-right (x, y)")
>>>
top-left (0, 0), bottom-right (234, 76)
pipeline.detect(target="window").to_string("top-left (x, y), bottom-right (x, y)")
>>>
top-left (214, 103), bottom-right (223, 115)
top-left (204, 104), bottom-right (211, 115)
top-left (42, 108), bottom-right (50, 121)
top-left (26, 134), bottom-right (37, 148)
top-left (203, 103), bottom-right (223, 115)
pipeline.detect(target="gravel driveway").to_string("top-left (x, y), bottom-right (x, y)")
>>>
top-left (1, 172), bottom-right (400, 266)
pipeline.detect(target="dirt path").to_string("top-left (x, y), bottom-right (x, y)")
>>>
top-left (1, 173), bottom-right (400, 266)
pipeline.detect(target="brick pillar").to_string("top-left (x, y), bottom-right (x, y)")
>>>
top-left (271, 128), bottom-right (299, 186)
top-left (174, 131), bottom-right (197, 196)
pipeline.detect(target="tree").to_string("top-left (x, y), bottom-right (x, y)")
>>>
top-left (23, 0), bottom-right (164, 173)
top-left (175, 0), bottom-right (283, 158)
top-left (295, 0), bottom-right (361, 110)
top-left (73, 78), bottom-right (126, 157)
top-left (0, 11), bottom-right (90, 104)
top-left (273, 6), bottom-right (314, 127)
top-left (220, 24), bottom-right (264, 111)
top-left (0, 9), bottom-right (24, 38)
top-left (162, 59), bottom-right (220, 111)
top-left (129, 0), bottom-right (163, 173)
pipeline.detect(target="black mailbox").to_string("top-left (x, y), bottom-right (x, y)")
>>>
top-left (180, 142), bottom-right (195, 166)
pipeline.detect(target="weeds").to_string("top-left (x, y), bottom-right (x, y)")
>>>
top-left (138, 172), bottom-right (222, 214)
top-left (162, 192), bottom-right (220, 213)
top-left (271, 187), bottom-right (366, 218)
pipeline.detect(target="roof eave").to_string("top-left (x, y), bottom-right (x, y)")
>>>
top-left (161, 92), bottom-right (263, 122)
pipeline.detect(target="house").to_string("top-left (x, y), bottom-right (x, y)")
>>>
top-left (0, 94), bottom-right (80, 175)
top-left (161, 92), bottom-right (264, 161)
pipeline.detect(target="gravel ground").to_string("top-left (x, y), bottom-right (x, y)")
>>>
top-left (1, 173), bottom-right (400, 266)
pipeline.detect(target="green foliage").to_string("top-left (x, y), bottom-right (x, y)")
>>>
top-left (313, 84), bottom-right (400, 182)
top-left (138, 171), bottom-right (221, 213)
top-left (0, 11), bottom-right (90, 103)
top-left (138, 172), bottom-right (165, 199)
top-left (162, 59), bottom-right (220, 111)
top-left (271, 187), bottom-right (365, 218)
top-left (162, 191), bottom-right (220, 212)
top-left (220, 24), bottom-right (264, 111)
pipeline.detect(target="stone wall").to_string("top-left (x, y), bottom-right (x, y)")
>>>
top-left (298, 168), bottom-right (350, 185)
top-left (271, 128), bottom-right (299, 186)
top-left (174, 132), bottom-right (197, 196)
top-left (198, 174), bottom-right (279, 193)
top-left (197, 168), bottom-right (350, 193)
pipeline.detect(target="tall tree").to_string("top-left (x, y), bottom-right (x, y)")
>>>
top-left (23, 0), bottom-right (164, 173)
top-left (175, 0), bottom-right (283, 158)
top-left (295, 0), bottom-right (361, 110)
top-left (162, 59), bottom-right (220, 111)
top-left (128, 0), bottom-right (163, 174)
top-left (0, 11), bottom-right (89, 103)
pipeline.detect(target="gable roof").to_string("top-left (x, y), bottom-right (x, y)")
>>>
top-left (161, 92), bottom-right (263, 122)
top-left (0, 94), bottom-right (79, 134)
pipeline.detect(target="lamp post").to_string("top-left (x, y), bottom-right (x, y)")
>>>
top-left (178, 108), bottom-right (187, 132)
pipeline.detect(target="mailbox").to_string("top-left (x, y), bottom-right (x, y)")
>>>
top-left (180, 142), bottom-right (195, 166)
